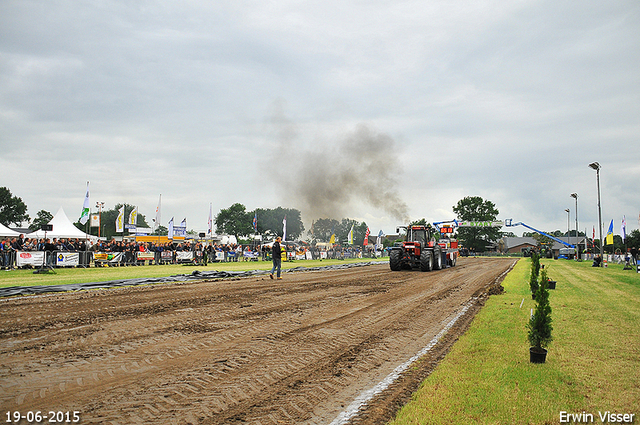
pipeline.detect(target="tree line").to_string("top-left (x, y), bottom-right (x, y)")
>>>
top-left (3, 187), bottom-right (638, 252)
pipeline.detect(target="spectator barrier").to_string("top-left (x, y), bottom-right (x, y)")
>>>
top-left (1, 244), bottom-right (388, 270)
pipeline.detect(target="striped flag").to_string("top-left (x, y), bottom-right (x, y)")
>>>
top-left (363, 227), bottom-right (370, 245)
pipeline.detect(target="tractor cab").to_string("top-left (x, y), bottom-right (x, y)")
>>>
top-left (398, 225), bottom-right (434, 247)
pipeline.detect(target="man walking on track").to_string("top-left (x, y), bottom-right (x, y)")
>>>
top-left (270, 236), bottom-right (283, 280)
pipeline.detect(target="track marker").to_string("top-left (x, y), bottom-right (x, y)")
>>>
top-left (329, 299), bottom-right (475, 425)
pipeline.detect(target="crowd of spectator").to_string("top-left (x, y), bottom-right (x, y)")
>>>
top-left (0, 234), bottom-right (384, 270)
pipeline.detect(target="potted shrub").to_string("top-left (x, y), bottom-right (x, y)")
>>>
top-left (540, 266), bottom-right (556, 289)
top-left (527, 276), bottom-right (553, 363)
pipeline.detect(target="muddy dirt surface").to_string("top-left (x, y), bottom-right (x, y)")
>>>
top-left (0, 257), bottom-right (516, 425)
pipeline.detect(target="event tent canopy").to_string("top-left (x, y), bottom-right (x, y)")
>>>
top-left (0, 222), bottom-right (21, 237)
top-left (26, 207), bottom-right (97, 241)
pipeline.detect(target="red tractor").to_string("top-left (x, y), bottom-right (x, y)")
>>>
top-left (389, 224), bottom-right (458, 271)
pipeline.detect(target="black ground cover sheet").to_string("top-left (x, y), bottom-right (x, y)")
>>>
top-left (0, 262), bottom-right (384, 298)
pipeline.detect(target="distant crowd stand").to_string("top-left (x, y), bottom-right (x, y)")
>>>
top-left (0, 234), bottom-right (386, 270)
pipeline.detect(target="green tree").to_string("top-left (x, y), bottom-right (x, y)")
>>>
top-left (453, 196), bottom-right (501, 252)
top-left (154, 225), bottom-right (168, 236)
top-left (604, 234), bottom-right (624, 254)
top-left (529, 253), bottom-right (540, 295)
top-left (29, 210), bottom-right (54, 231)
top-left (253, 207), bottom-right (304, 241)
top-left (216, 203), bottom-right (253, 239)
top-left (309, 218), bottom-right (340, 242)
top-left (337, 218), bottom-right (356, 244)
top-left (409, 218), bottom-right (427, 227)
top-left (329, 218), bottom-right (367, 245)
top-left (626, 229), bottom-right (640, 252)
top-left (528, 267), bottom-right (553, 352)
top-left (0, 187), bottom-right (29, 226)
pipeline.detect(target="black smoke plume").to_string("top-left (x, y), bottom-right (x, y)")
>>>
top-left (267, 105), bottom-right (409, 224)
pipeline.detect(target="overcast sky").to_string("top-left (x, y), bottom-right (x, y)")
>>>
top-left (1, 0), bottom-right (639, 238)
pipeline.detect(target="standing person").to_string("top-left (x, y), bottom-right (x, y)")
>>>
top-left (270, 236), bottom-right (283, 280)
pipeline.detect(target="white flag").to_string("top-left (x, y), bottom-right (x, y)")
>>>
top-left (348, 224), bottom-right (354, 245)
top-left (621, 215), bottom-right (626, 241)
top-left (376, 230), bottom-right (384, 250)
top-left (208, 203), bottom-right (212, 235)
top-left (128, 206), bottom-right (138, 226)
top-left (283, 215), bottom-right (287, 241)
top-left (79, 182), bottom-right (90, 225)
top-left (154, 194), bottom-right (161, 230)
top-left (168, 217), bottom-right (174, 239)
top-left (116, 206), bottom-right (124, 232)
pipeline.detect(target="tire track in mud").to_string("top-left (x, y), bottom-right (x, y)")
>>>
top-left (0, 257), bottom-right (516, 424)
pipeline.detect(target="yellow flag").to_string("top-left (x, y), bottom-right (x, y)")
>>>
top-left (605, 220), bottom-right (614, 245)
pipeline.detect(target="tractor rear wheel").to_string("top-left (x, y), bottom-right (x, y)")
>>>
top-left (433, 249), bottom-right (442, 270)
top-left (389, 249), bottom-right (402, 271)
top-left (420, 250), bottom-right (433, 272)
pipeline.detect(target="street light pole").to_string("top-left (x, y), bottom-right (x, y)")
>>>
top-left (588, 162), bottom-right (603, 266)
top-left (96, 202), bottom-right (104, 238)
top-left (565, 209), bottom-right (570, 257)
top-left (571, 193), bottom-right (579, 260)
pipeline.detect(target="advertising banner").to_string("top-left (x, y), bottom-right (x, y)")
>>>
top-left (243, 251), bottom-right (258, 260)
top-left (16, 251), bottom-right (45, 267)
top-left (176, 251), bottom-right (194, 261)
top-left (137, 252), bottom-right (155, 261)
top-left (457, 220), bottom-right (504, 228)
top-left (173, 226), bottom-right (187, 238)
top-left (93, 252), bottom-right (123, 265)
top-left (56, 252), bottom-right (79, 267)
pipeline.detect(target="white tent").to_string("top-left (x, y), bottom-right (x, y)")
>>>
top-left (0, 222), bottom-right (21, 237)
top-left (26, 207), bottom-right (97, 242)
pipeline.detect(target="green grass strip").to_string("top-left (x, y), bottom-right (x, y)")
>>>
top-left (390, 259), bottom-right (640, 425)
top-left (0, 257), bottom-right (387, 288)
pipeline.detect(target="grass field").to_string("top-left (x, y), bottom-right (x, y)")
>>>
top-left (390, 258), bottom-right (640, 425)
top-left (0, 257), bottom-right (387, 288)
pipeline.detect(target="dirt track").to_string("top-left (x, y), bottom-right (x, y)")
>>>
top-left (0, 257), bottom-right (516, 425)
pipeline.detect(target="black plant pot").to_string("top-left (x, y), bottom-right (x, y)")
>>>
top-left (530, 347), bottom-right (548, 363)
top-left (547, 280), bottom-right (556, 290)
